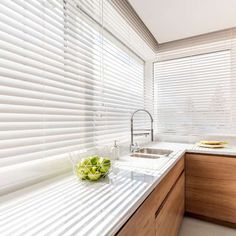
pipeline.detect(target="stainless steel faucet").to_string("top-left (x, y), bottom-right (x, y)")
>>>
top-left (130, 109), bottom-right (154, 152)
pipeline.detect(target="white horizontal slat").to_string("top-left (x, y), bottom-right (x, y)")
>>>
top-left (0, 0), bottom-right (149, 167)
top-left (154, 43), bottom-right (236, 136)
top-left (0, 4), bottom-right (64, 51)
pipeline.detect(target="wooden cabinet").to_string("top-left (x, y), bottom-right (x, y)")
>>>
top-left (117, 157), bottom-right (184, 236)
top-left (186, 153), bottom-right (236, 225)
top-left (155, 173), bottom-right (185, 236)
top-left (118, 152), bottom-right (236, 235)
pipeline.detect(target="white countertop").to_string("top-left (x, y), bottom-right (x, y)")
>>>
top-left (190, 143), bottom-right (236, 156)
top-left (0, 142), bottom-right (236, 236)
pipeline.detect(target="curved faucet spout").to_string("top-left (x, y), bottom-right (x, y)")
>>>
top-left (130, 109), bottom-right (154, 152)
top-left (131, 109), bottom-right (153, 122)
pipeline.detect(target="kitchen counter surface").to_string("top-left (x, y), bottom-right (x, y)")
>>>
top-left (189, 143), bottom-right (236, 156)
top-left (0, 142), bottom-right (236, 236)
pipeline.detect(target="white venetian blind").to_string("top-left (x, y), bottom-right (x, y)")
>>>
top-left (154, 29), bottom-right (236, 137)
top-left (78, 0), bottom-right (156, 60)
top-left (103, 0), bottom-right (156, 60)
top-left (95, 32), bottom-right (145, 146)
top-left (0, 0), bottom-right (66, 167)
top-left (0, 0), bottom-right (147, 167)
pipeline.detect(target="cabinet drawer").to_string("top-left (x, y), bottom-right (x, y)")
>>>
top-left (186, 153), bottom-right (236, 179)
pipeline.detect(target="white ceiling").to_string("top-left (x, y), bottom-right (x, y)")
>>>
top-left (129, 0), bottom-right (236, 43)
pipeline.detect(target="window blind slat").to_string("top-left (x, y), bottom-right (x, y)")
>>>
top-left (154, 42), bottom-right (236, 136)
top-left (0, 0), bottom-right (152, 167)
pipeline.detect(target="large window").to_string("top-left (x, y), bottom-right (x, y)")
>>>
top-left (0, 0), bottom-right (148, 167)
top-left (154, 49), bottom-right (235, 136)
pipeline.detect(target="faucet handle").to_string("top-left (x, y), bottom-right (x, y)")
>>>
top-left (134, 142), bottom-right (140, 151)
top-left (130, 143), bottom-right (134, 152)
top-left (130, 143), bottom-right (139, 152)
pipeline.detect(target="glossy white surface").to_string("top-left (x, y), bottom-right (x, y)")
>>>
top-left (0, 142), bottom-right (186, 236)
top-left (0, 172), bottom-right (153, 236)
top-left (190, 143), bottom-right (236, 156)
top-left (1, 141), bottom-right (236, 236)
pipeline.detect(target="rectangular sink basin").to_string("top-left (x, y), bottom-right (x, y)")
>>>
top-left (130, 148), bottom-right (173, 159)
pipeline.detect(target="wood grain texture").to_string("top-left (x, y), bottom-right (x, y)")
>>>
top-left (155, 173), bottom-right (185, 236)
top-left (117, 157), bottom-right (184, 236)
top-left (186, 153), bottom-right (236, 224)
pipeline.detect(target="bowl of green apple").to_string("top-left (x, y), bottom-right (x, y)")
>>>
top-left (75, 155), bottom-right (111, 181)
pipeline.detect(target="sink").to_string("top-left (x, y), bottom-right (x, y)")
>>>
top-left (130, 148), bottom-right (173, 159)
top-left (136, 148), bottom-right (172, 155)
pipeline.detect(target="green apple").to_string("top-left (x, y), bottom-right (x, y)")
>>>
top-left (76, 166), bottom-right (88, 180)
top-left (88, 171), bottom-right (101, 181)
top-left (99, 158), bottom-right (111, 173)
top-left (89, 155), bottom-right (99, 165)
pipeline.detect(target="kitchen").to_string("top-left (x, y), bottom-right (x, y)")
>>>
top-left (0, 0), bottom-right (236, 236)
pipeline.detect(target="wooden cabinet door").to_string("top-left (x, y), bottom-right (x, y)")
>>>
top-left (186, 153), bottom-right (236, 224)
top-left (155, 173), bottom-right (185, 236)
top-left (117, 158), bottom-right (184, 236)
